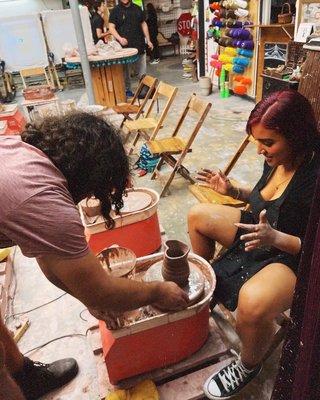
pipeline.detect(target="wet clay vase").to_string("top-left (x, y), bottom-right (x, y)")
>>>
top-left (162, 240), bottom-right (190, 288)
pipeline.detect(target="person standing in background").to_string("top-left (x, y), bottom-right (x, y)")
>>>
top-left (109, 0), bottom-right (153, 97)
top-left (90, 0), bottom-right (109, 44)
top-left (146, 3), bottom-right (160, 64)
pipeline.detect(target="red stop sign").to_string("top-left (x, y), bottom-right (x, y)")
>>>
top-left (177, 13), bottom-right (192, 36)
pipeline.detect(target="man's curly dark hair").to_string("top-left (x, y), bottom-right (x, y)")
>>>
top-left (21, 112), bottom-right (129, 229)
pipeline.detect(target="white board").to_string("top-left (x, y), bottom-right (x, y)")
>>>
top-left (0, 14), bottom-right (48, 72)
top-left (41, 7), bottom-right (94, 64)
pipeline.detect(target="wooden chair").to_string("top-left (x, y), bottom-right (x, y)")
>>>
top-left (20, 67), bottom-right (60, 122)
top-left (20, 67), bottom-right (52, 88)
top-left (112, 75), bottom-right (158, 131)
top-left (146, 94), bottom-right (212, 197)
top-left (188, 133), bottom-right (291, 360)
top-left (189, 133), bottom-right (254, 207)
top-left (123, 81), bottom-right (178, 154)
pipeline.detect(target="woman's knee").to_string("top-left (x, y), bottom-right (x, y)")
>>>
top-left (237, 284), bottom-right (275, 325)
top-left (188, 203), bottom-right (213, 230)
top-left (188, 203), bottom-right (227, 225)
top-left (188, 203), bottom-right (240, 244)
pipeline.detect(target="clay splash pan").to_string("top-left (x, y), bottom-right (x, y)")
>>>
top-left (107, 252), bottom-right (216, 339)
top-left (79, 187), bottom-right (159, 231)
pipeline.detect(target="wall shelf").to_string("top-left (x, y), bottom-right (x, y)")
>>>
top-left (247, 23), bottom-right (295, 28)
top-left (255, 23), bottom-right (295, 101)
top-left (247, 23), bottom-right (295, 39)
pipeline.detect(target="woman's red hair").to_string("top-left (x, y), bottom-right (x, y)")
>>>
top-left (246, 90), bottom-right (320, 157)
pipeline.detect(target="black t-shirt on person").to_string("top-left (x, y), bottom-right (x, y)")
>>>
top-left (91, 12), bottom-right (104, 44)
top-left (109, 2), bottom-right (146, 54)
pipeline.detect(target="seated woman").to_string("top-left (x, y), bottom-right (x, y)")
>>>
top-left (188, 90), bottom-right (320, 400)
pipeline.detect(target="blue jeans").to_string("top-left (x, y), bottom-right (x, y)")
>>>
top-left (125, 53), bottom-right (146, 90)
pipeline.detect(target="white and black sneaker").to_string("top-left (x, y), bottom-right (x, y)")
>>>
top-left (203, 353), bottom-right (262, 399)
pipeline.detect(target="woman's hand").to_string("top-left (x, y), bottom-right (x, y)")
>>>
top-left (147, 40), bottom-right (154, 50)
top-left (196, 168), bottom-right (232, 195)
top-left (235, 209), bottom-right (277, 251)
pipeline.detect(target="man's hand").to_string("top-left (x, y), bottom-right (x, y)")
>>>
top-left (153, 281), bottom-right (189, 311)
top-left (118, 37), bottom-right (128, 46)
top-left (235, 209), bottom-right (277, 251)
top-left (89, 280), bottom-right (189, 328)
top-left (147, 40), bottom-right (154, 50)
top-left (38, 251), bottom-right (189, 317)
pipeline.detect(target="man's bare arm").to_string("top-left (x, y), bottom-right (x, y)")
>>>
top-left (108, 23), bottom-right (128, 46)
top-left (37, 251), bottom-right (188, 312)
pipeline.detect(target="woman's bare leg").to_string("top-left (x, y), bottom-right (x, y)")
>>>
top-left (188, 203), bottom-right (241, 260)
top-left (237, 263), bottom-right (296, 368)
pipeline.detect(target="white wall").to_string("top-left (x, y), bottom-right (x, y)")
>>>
top-left (0, 0), bottom-right (63, 18)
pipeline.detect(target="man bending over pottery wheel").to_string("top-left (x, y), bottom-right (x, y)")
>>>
top-left (0, 112), bottom-right (189, 400)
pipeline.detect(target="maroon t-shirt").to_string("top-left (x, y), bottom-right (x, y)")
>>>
top-left (0, 136), bottom-right (89, 259)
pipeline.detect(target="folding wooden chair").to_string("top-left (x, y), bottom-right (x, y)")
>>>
top-left (20, 67), bottom-right (53, 88)
top-left (189, 133), bottom-right (255, 207)
top-left (123, 81), bottom-right (178, 154)
top-left (20, 67), bottom-right (60, 122)
top-left (112, 75), bottom-right (158, 131)
top-left (146, 94), bottom-right (212, 197)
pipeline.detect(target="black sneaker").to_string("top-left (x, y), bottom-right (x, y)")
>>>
top-left (203, 354), bottom-right (262, 399)
top-left (13, 357), bottom-right (79, 400)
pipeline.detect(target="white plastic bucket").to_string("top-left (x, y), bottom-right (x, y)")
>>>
top-left (199, 76), bottom-right (212, 96)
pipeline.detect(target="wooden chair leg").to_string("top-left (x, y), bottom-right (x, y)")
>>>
top-left (218, 303), bottom-right (237, 330)
top-left (120, 117), bottom-right (126, 129)
top-left (128, 131), bottom-right (141, 155)
top-left (151, 156), bottom-right (165, 180)
top-left (120, 113), bottom-right (133, 130)
top-left (262, 317), bottom-right (290, 362)
top-left (160, 166), bottom-right (178, 197)
top-left (123, 130), bottom-right (131, 144)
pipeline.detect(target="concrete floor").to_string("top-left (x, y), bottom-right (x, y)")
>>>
top-left (10, 56), bottom-right (282, 399)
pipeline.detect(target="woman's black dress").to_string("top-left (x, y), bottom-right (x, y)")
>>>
top-left (212, 152), bottom-right (320, 311)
